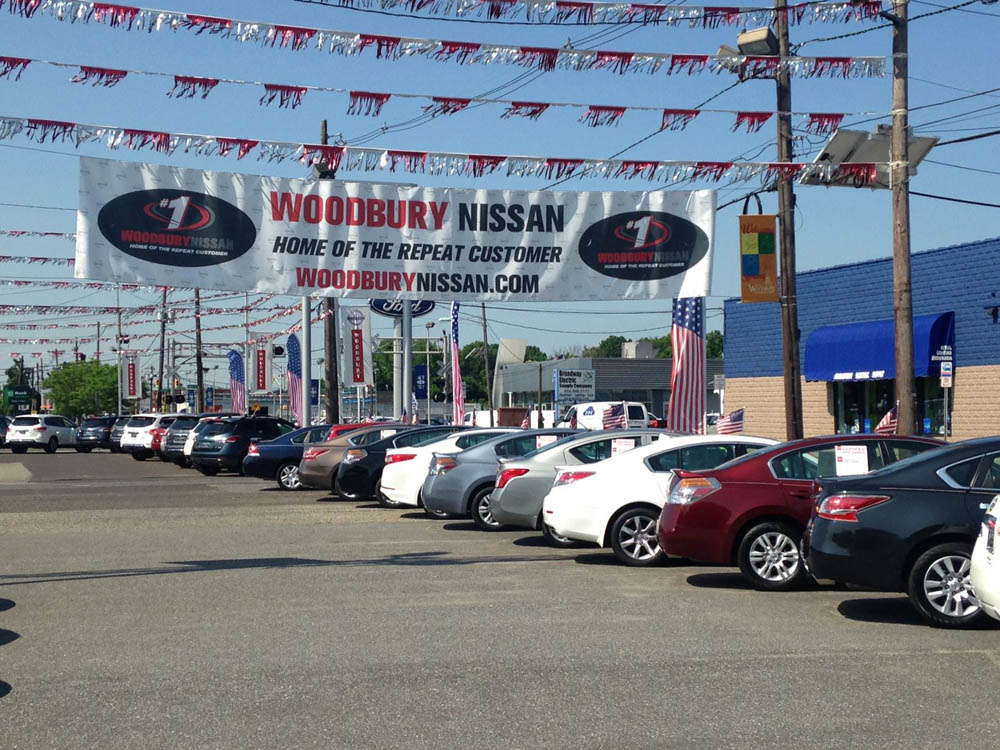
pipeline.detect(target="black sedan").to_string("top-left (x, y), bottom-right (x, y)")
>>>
top-left (243, 424), bottom-right (331, 490)
top-left (805, 437), bottom-right (1000, 628)
top-left (334, 425), bottom-right (467, 502)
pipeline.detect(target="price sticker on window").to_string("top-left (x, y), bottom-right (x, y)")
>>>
top-left (536, 435), bottom-right (557, 449)
top-left (611, 438), bottom-right (638, 457)
top-left (834, 444), bottom-right (869, 476)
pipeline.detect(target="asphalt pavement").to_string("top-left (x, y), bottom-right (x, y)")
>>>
top-left (2, 449), bottom-right (998, 749)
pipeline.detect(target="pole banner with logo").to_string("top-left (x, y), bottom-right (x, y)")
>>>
top-left (254, 344), bottom-right (269, 392)
top-left (339, 305), bottom-right (374, 387)
top-left (125, 354), bottom-right (138, 398)
top-left (75, 157), bottom-right (714, 302)
top-left (739, 214), bottom-right (778, 303)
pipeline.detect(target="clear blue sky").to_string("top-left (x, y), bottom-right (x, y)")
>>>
top-left (0, 0), bottom-right (997, 379)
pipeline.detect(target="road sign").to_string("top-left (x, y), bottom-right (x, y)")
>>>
top-left (310, 379), bottom-right (319, 406)
top-left (941, 360), bottom-right (953, 389)
top-left (205, 386), bottom-right (214, 408)
top-left (186, 385), bottom-right (196, 405)
top-left (414, 364), bottom-right (428, 400)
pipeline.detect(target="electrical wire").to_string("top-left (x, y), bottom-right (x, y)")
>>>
top-left (924, 158), bottom-right (1000, 176)
top-left (911, 190), bottom-right (1000, 208)
top-left (0, 201), bottom-right (75, 211)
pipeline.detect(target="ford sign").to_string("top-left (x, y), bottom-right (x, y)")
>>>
top-left (369, 299), bottom-right (437, 318)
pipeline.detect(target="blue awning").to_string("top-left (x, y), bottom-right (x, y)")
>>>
top-left (804, 312), bottom-right (954, 382)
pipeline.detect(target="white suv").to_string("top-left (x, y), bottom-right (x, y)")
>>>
top-left (6, 414), bottom-right (78, 453)
top-left (120, 413), bottom-right (180, 461)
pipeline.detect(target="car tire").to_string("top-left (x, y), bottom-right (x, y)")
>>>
top-left (377, 483), bottom-right (402, 508)
top-left (44, 437), bottom-right (58, 454)
top-left (737, 521), bottom-right (809, 591)
top-left (540, 514), bottom-right (578, 548)
top-left (907, 542), bottom-right (990, 628)
top-left (470, 486), bottom-right (502, 531)
top-left (276, 462), bottom-right (302, 491)
top-left (197, 466), bottom-right (220, 477)
top-left (132, 453), bottom-right (147, 461)
top-left (419, 491), bottom-right (450, 518)
top-left (75, 447), bottom-right (92, 453)
top-left (158, 454), bottom-right (171, 462)
top-left (610, 507), bottom-right (664, 566)
top-left (11, 446), bottom-right (26, 454)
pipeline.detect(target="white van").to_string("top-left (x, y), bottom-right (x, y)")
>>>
top-left (461, 409), bottom-right (555, 428)
top-left (557, 402), bottom-right (650, 430)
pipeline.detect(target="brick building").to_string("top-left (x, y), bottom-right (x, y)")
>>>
top-left (724, 236), bottom-right (1000, 441)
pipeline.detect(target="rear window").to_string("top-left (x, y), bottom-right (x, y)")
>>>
top-left (171, 417), bottom-right (198, 430)
top-left (127, 416), bottom-right (155, 427)
top-left (395, 429), bottom-right (453, 448)
top-left (81, 418), bottom-right (109, 428)
top-left (456, 432), bottom-right (509, 450)
top-left (627, 405), bottom-right (645, 420)
top-left (12, 417), bottom-right (40, 426)
top-left (159, 418), bottom-right (176, 428)
top-left (202, 422), bottom-right (234, 436)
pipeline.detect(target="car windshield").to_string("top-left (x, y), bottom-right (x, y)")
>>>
top-left (519, 433), bottom-right (579, 459)
top-left (865, 441), bottom-right (954, 476)
top-left (127, 416), bottom-right (155, 427)
top-left (12, 416), bottom-right (40, 426)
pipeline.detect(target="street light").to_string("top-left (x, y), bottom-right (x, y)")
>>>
top-left (424, 321), bottom-right (435, 423)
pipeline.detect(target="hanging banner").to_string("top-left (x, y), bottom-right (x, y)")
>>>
top-left (739, 214), bottom-right (778, 303)
top-left (76, 157), bottom-right (714, 302)
top-left (340, 305), bottom-right (374, 387)
top-left (125, 355), bottom-right (138, 398)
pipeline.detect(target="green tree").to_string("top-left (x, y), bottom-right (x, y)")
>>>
top-left (525, 345), bottom-right (548, 362)
top-left (5, 362), bottom-right (29, 388)
top-left (639, 335), bottom-right (672, 359)
top-left (582, 335), bottom-right (629, 358)
top-left (372, 338), bottom-right (444, 397)
top-left (707, 330), bottom-right (724, 359)
top-left (42, 360), bottom-right (119, 418)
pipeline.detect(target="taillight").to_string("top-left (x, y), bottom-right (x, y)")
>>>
top-left (35, 426), bottom-right (47, 432)
top-left (667, 477), bottom-right (721, 505)
top-left (497, 468), bottom-right (529, 489)
top-left (225, 435), bottom-right (241, 443)
top-left (432, 456), bottom-right (458, 475)
top-left (816, 494), bottom-right (891, 522)
top-left (247, 443), bottom-right (260, 456)
top-left (385, 453), bottom-right (416, 465)
top-left (344, 449), bottom-right (368, 464)
top-left (553, 470), bottom-right (594, 488)
top-left (302, 448), bottom-right (329, 461)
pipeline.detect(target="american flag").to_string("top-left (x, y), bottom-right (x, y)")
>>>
top-left (410, 392), bottom-right (420, 424)
top-left (875, 404), bottom-right (898, 435)
top-left (451, 302), bottom-right (465, 425)
top-left (287, 333), bottom-right (303, 426)
top-left (665, 297), bottom-right (706, 434)
top-left (602, 402), bottom-right (627, 429)
top-left (717, 408), bottom-right (744, 434)
top-left (520, 412), bottom-right (530, 429)
top-left (227, 349), bottom-right (246, 414)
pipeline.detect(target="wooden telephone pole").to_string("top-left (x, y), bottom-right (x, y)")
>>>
top-left (319, 120), bottom-right (341, 424)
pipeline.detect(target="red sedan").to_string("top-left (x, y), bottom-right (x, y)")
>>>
top-left (656, 434), bottom-right (943, 590)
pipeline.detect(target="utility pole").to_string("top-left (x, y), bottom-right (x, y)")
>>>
top-left (537, 362), bottom-right (543, 428)
top-left (156, 288), bottom-right (167, 411)
top-left (775, 2), bottom-right (803, 440)
top-left (481, 303), bottom-right (495, 426)
top-left (886, 0), bottom-right (915, 434)
top-left (301, 299), bottom-right (312, 426)
top-left (96, 321), bottom-right (100, 363)
top-left (116, 285), bottom-right (123, 415)
top-left (194, 288), bottom-right (205, 412)
top-left (402, 302), bottom-right (413, 422)
top-left (319, 120), bottom-right (341, 425)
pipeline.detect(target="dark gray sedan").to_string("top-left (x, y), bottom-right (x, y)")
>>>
top-left (490, 429), bottom-right (673, 544)
top-left (420, 429), bottom-right (578, 529)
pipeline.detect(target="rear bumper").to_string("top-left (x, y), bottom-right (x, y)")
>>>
top-left (804, 521), bottom-right (902, 592)
top-left (6, 437), bottom-right (45, 446)
top-left (379, 482), bottom-right (419, 507)
top-left (241, 456), bottom-right (274, 480)
top-left (490, 503), bottom-right (537, 530)
top-left (421, 477), bottom-right (468, 515)
top-left (299, 463), bottom-right (335, 490)
top-left (656, 505), bottom-right (731, 564)
top-left (191, 453), bottom-right (242, 471)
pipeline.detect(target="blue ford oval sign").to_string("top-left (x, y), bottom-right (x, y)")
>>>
top-left (369, 299), bottom-right (437, 318)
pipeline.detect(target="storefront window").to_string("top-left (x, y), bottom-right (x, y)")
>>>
top-left (833, 378), bottom-right (948, 436)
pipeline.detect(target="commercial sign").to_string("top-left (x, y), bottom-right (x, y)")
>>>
top-left (310, 379), bottom-right (319, 407)
top-left (205, 385), bottom-right (214, 408)
top-left (940, 360), bottom-right (953, 389)
top-left (125, 355), bottom-right (138, 398)
top-left (254, 345), bottom-right (269, 392)
top-left (553, 369), bottom-right (596, 405)
top-left (835, 444), bottom-right (869, 476)
top-left (739, 214), bottom-right (778, 303)
top-left (414, 364), bottom-right (428, 400)
top-left (76, 157), bottom-right (714, 302)
top-left (340, 305), bottom-right (374, 387)
top-left (369, 299), bottom-right (436, 318)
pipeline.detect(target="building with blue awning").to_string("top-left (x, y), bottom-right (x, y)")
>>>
top-left (724, 237), bottom-right (996, 440)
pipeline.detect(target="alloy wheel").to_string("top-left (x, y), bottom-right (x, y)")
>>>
top-left (923, 554), bottom-right (980, 618)
top-left (618, 514), bottom-right (660, 561)
top-left (279, 464), bottom-right (301, 490)
top-left (477, 493), bottom-right (499, 527)
top-left (748, 532), bottom-right (800, 583)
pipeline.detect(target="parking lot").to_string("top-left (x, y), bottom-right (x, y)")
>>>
top-left (2, 451), bottom-right (998, 749)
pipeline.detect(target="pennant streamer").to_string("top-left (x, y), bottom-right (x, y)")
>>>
top-left (0, 1), bottom-right (887, 79)
top-left (168, 75), bottom-right (219, 99)
top-left (422, 96), bottom-right (472, 117)
top-left (259, 83), bottom-right (307, 108)
top-left (733, 111), bottom-right (773, 133)
top-left (661, 109), bottom-right (700, 131)
top-left (70, 65), bottom-right (127, 86)
top-left (806, 112), bottom-right (846, 134)
top-left (347, 90), bottom-right (392, 116)
top-left (580, 105), bottom-right (627, 127)
top-left (0, 56), bottom-right (30, 80)
top-left (501, 101), bottom-right (550, 120)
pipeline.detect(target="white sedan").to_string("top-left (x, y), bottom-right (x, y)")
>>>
top-left (543, 434), bottom-right (778, 566)
top-left (378, 428), bottom-right (518, 508)
top-left (971, 494), bottom-right (1000, 622)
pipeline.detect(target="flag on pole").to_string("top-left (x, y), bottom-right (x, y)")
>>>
top-left (875, 404), bottom-right (898, 435)
top-left (227, 349), bottom-right (246, 414)
top-left (717, 408), bottom-right (745, 434)
top-left (602, 401), bottom-right (628, 429)
top-left (520, 413), bottom-right (530, 429)
top-left (665, 297), bottom-right (706, 434)
top-left (451, 302), bottom-right (465, 425)
top-left (410, 392), bottom-right (419, 424)
top-left (287, 333), bottom-right (303, 426)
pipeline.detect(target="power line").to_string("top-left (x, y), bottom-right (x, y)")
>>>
top-left (911, 190), bottom-right (1000, 208)
top-left (937, 127), bottom-right (1000, 146)
top-left (924, 158), bottom-right (1000, 176)
top-left (0, 201), bottom-right (75, 211)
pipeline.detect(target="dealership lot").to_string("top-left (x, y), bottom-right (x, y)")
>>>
top-left (2, 452), bottom-right (998, 749)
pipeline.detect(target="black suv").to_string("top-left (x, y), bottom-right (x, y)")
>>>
top-left (75, 416), bottom-right (119, 452)
top-left (0, 415), bottom-right (9, 449)
top-left (190, 416), bottom-right (296, 475)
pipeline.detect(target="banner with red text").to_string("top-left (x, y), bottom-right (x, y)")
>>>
top-left (76, 157), bottom-right (714, 302)
top-left (339, 304), bottom-right (374, 388)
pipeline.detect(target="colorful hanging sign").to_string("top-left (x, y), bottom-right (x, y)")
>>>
top-left (739, 215), bottom-right (779, 303)
top-left (125, 354), bottom-right (138, 398)
top-left (3, 1), bottom-right (887, 79)
top-left (76, 156), bottom-right (716, 303)
top-left (341, 306), bottom-right (374, 386)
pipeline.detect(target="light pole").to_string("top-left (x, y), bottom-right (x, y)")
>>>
top-left (424, 321), bottom-right (435, 424)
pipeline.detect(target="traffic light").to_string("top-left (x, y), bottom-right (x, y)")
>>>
top-left (271, 344), bottom-right (285, 357)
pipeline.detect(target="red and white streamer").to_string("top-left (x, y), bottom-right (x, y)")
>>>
top-left (70, 65), bottom-right (127, 86)
top-left (347, 91), bottom-right (392, 117)
top-left (661, 109), bottom-right (700, 131)
top-left (806, 112), bottom-right (846, 134)
top-left (733, 111), bottom-right (773, 133)
top-left (580, 105), bottom-right (626, 127)
top-left (168, 75), bottom-right (219, 99)
top-left (259, 83), bottom-right (307, 109)
top-left (422, 97), bottom-right (472, 117)
top-left (0, 56), bottom-right (30, 80)
top-left (501, 101), bottom-right (550, 120)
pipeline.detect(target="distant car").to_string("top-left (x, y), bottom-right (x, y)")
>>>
top-left (75, 415), bottom-right (118, 452)
top-left (557, 402), bottom-right (649, 430)
top-left (334, 425), bottom-right (468, 502)
top-left (120, 414), bottom-right (182, 461)
top-left (971, 493), bottom-right (1000, 623)
top-left (242, 424), bottom-right (332, 490)
top-left (661, 434), bottom-right (942, 590)
top-left (189, 416), bottom-right (296, 475)
top-left (805, 437), bottom-right (1000, 628)
top-left (325, 422), bottom-right (377, 441)
top-left (109, 416), bottom-right (130, 453)
top-left (0, 415), bottom-right (9, 449)
top-left (490, 429), bottom-right (675, 545)
top-left (544, 435), bottom-right (778, 563)
top-left (298, 424), bottom-right (414, 492)
top-left (6, 414), bottom-right (77, 453)
top-left (380, 428), bottom-right (520, 509)
top-left (420, 428), bottom-right (578, 528)
top-left (162, 414), bottom-right (205, 467)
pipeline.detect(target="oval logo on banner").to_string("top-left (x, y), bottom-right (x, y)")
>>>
top-left (578, 211), bottom-right (709, 281)
top-left (97, 190), bottom-right (256, 267)
top-left (369, 299), bottom-right (437, 318)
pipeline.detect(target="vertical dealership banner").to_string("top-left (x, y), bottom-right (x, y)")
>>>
top-left (254, 344), bottom-right (270, 392)
top-left (340, 305), bottom-right (374, 387)
top-left (125, 354), bottom-right (138, 398)
top-left (739, 215), bottom-right (778, 303)
top-left (75, 157), bottom-right (714, 302)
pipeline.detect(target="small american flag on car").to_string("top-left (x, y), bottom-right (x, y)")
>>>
top-left (602, 402), bottom-right (627, 430)
top-left (716, 408), bottom-right (744, 434)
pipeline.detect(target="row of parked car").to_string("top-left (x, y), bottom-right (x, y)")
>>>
top-left (5, 410), bottom-right (1000, 629)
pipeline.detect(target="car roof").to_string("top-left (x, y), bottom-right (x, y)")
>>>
top-left (590, 433), bottom-right (780, 464)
